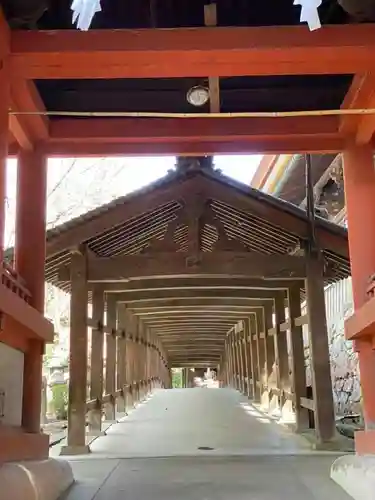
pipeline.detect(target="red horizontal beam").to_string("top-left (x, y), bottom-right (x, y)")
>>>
top-left (10, 25), bottom-right (375, 79)
top-left (49, 116), bottom-right (339, 143)
top-left (43, 135), bottom-right (345, 157)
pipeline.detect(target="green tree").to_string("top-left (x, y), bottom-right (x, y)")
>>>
top-left (51, 383), bottom-right (68, 420)
top-left (172, 368), bottom-right (182, 388)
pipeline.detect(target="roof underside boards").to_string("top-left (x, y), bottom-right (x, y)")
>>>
top-left (35, 74), bottom-right (353, 119)
top-left (40, 165), bottom-right (350, 367)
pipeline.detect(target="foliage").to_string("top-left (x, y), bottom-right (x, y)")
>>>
top-left (172, 368), bottom-right (182, 388)
top-left (51, 383), bottom-right (68, 420)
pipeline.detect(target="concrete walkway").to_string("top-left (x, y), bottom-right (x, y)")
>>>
top-left (63, 388), bottom-right (350, 499)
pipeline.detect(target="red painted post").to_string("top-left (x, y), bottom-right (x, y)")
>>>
top-left (343, 145), bottom-right (375, 452)
top-left (15, 148), bottom-right (47, 433)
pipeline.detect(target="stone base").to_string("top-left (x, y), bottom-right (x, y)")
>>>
top-left (0, 426), bottom-right (49, 462)
top-left (331, 455), bottom-right (375, 500)
top-left (0, 458), bottom-right (74, 500)
top-left (60, 444), bottom-right (91, 456)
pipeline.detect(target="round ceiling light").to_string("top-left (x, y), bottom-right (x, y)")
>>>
top-left (186, 85), bottom-right (210, 107)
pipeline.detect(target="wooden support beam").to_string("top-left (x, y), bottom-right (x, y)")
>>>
top-left (127, 298), bottom-right (268, 310)
top-left (58, 251), bottom-right (307, 281)
top-left (90, 288), bottom-right (104, 398)
top-left (305, 248), bottom-right (335, 443)
top-left (204, 3), bottom-right (220, 114)
top-left (104, 294), bottom-right (117, 420)
top-left (11, 25), bottom-right (375, 79)
top-left (114, 288), bottom-right (279, 303)
top-left (287, 283), bottom-right (309, 433)
top-left (43, 135), bottom-right (346, 157)
top-left (274, 292), bottom-right (290, 413)
top-left (263, 303), bottom-right (275, 409)
top-left (249, 313), bottom-right (260, 401)
top-left (10, 80), bottom-right (49, 149)
top-left (340, 73), bottom-right (375, 143)
top-left (16, 147), bottom-right (50, 440)
top-left (0, 8), bottom-right (9, 262)
top-left (49, 116), bottom-right (338, 144)
top-left (88, 277), bottom-right (298, 292)
top-left (87, 285), bottom-right (105, 436)
top-left (61, 249), bottom-right (90, 455)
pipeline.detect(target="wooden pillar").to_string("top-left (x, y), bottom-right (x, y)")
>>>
top-left (87, 285), bottom-right (105, 436)
top-left (243, 320), bottom-right (253, 398)
top-left (15, 149), bottom-right (47, 435)
top-left (227, 337), bottom-right (234, 387)
top-left (249, 314), bottom-right (260, 402)
top-left (0, 36), bottom-right (9, 262)
top-left (234, 327), bottom-right (242, 392)
top-left (343, 146), bottom-right (375, 453)
top-left (126, 312), bottom-right (134, 408)
top-left (242, 321), bottom-right (251, 397)
top-left (134, 320), bottom-right (141, 403)
top-left (255, 309), bottom-right (265, 400)
top-left (263, 303), bottom-right (276, 410)
top-left (146, 330), bottom-right (151, 393)
top-left (61, 249), bottom-right (90, 455)
top-left (287, 283), bottom-right (309, 433)
top-left (305, 248), bottom-right (335, 443)
top-left (238, 324), bottom-right (246, 393)
top-left (105, 294), bottom-right (117, 421)
top-left (116, 305), bottom-right (126, 414)
top-left (139, 322), bottom-right (147, 399)
top-left (274, 292), bottom-right (290, 414)
top-left (232, 331), bottom-right (239, 390)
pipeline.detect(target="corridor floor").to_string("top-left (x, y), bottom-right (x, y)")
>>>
top-left (63, 388), bottom-right (350, 499)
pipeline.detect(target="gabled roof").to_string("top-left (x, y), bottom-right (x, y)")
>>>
top-left (44, 165), bottom-right (350, 295)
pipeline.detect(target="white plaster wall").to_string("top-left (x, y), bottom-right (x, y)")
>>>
top-left (0, 342), bottom-right (24, 426)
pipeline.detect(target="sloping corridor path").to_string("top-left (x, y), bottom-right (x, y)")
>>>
top-left (63, 388), bottom-right (350, 499)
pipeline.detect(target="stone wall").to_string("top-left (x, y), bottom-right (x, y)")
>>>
top-left (302, 277), bottom-right (360, 417)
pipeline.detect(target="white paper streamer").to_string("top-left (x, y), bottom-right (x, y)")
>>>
top-left (294, 0), bottom-right (322, 31)
top-left (71, 0), bottom-right (101, 30)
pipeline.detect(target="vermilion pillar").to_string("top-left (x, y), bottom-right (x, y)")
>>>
top-left (0, 57), bottom-right (9, 262)
top-left (343, 145), bottom-right (375, 452)
top-left (15, 148), bottom-right (47, 433)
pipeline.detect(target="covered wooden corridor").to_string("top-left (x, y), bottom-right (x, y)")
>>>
top-left (60, 388), bottom-right (350, 500)
top-left (41, 158), bottom-right (350, 454)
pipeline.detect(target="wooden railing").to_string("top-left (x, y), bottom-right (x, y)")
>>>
top-left (2, 262), bottom-right (31, 303)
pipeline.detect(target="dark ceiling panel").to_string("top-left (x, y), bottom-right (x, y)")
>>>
top-left (35, 74), bottom-right (353, 115)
